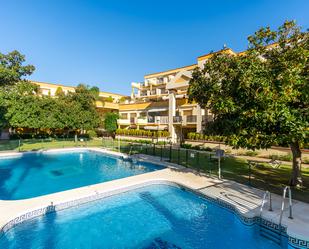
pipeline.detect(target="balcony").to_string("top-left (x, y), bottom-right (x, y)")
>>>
top-left (148, 116), bottom-right (169, 124)
top-left (157, 116), bottom-right (169, 124)
top-left (186, 115), bottom-right (197, 123)
top-left (173, 116), bottom-right (182, 123)
top-left (137, 117), bottom-right (148, 125)
top-left (118, 119), bottom-right (130, 125)
top-left (148, 116), bottom-right (155, 123)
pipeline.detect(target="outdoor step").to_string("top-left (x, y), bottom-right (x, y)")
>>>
top-left (259, 224), bottom-right (282, 245)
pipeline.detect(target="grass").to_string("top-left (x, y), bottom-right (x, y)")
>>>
top-left (129, 143), bottom-right (309, 203)
top-left (0, 138), bottom-right (308, 202)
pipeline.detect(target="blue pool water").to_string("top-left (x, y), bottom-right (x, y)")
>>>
top-left (0, 184), bottom-right (283, 249)
top-left (0, 150), bottom-right (164, 200)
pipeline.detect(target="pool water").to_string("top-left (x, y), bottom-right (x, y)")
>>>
top-left (0, 184), bottom-right (284, 249)
top-left (0, 150), bottom-right (164, 200)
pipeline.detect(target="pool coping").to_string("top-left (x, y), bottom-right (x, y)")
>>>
top-left (0, 147), bottom-right (308, 248)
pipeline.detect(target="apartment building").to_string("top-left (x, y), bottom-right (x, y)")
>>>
top-left (117, 48), bottom-right (237, 143)
top-left (32, 81), bottom-right (126, 116)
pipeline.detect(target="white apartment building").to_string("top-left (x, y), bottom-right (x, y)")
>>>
top-left (117, 48), bottom-right (236, 142)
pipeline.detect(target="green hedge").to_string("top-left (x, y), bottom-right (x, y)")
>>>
top-left (116, 128), bottom-right (169, 138)
top-left (187, 132), bottom-right (226, 142)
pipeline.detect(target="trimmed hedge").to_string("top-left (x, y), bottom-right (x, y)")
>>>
top-left (187, 132), bottom-right (226, 142)
top-left (116, 128), bottom-right (170, 138)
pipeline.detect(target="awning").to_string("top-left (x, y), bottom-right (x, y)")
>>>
top-left (143, 126), bottom-right (167, 131)
top-left (147, 108), bottom-right (168, 113)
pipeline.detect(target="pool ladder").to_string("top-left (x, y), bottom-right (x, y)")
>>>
top-left (260, 190), bottom-right (273, 215)
top-left (259, 191), bottom-right (280, 244)
top-left (259, 187), bottom-right (293, 245)
top-left (279, 186), bottom-right (293, 226)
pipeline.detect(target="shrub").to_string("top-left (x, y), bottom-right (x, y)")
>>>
top-left (192, 145), bottom-right (201, 150)
top-left (245, 151), bottom-right (259, 157)
top-left (87, 130), bottom-right (97, 138)
top-left (187, 132), bottom-right (195, 140)
top-left (269, 153), bottom-right (293, 162)
top-left (181, 143), bottom-right (192, 149)
top-left (116, 129), bottom-right (169, 138)
top-left (186, 132), bottom-right (227, 142)
top-left (203, 147), bottom-right (213, 152)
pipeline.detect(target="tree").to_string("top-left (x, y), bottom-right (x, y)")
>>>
top-left (0, 50), bottom-right (35, 87)
top-left (188, 21), bottom-right (308, 186)
top-left (64, 84), bottom-right (100, 132)
top-left (0, 50), bottom-right (35, 128)
top-left (104, 112), bottom-right (119, 137)
top-left (55, 87), bottom-right (64, 96)
top-left (0, 51), bottom-right (101, 137)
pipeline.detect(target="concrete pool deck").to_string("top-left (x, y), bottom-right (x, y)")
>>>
top-left (0, 147), bottom-right (308, 247)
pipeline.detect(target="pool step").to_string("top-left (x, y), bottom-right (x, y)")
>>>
top-left (259, 224), bottom-right (282, 245)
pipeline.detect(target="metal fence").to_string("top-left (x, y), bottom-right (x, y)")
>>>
top-left (0, 137), bottom-right (308, 203)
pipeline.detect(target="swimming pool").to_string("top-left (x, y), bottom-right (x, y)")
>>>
top-left (0, 150), bottom-right (164, 200)
top-left (0, 184), bottom-right (284, 249)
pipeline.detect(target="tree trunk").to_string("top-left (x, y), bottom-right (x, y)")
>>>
top-left (289, 141), bottom-right (302, 187)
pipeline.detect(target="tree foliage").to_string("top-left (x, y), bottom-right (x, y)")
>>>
top-left (0, 50), bottom-right (35, 87)
top-left (0, 51), bottom-right (100, 135)
top-left (0, 51), bottom-right (35, 128)
top-left (188, 21), bottom-right (308, 186)
top-left (104, 112), bottom-right (119, 134)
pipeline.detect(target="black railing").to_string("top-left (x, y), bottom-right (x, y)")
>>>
top-left (173, 116), bottom-right (182, 123)
top-left (147, 116), bottom-right (155, 123)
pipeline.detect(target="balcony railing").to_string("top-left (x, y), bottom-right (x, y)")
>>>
top-left (118, 119), bottom-right (130, 125)
top-left (186, 115), bottom-right (197, 123)
top-left (137, 117), bottom-right (148, 125)
top-left (148, 116), bottom-right (155, 123)
top-left (173, 116), bottom-right (182, 123)
top-left (147, 116), bottom-right (169, 124)
top-left (157, 116), bottom-right (169, 124)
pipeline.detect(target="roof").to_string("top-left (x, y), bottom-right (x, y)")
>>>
top-left (144, 64), bottom-right (197, 79)
top-left (143, 48), bottom-right (237, 80)
top-left (31, 81), bottom-right (126, 97)
top-left (197, 48), bottom-right (236, 61)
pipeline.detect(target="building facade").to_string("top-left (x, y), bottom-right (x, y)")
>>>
top-left (117, 48), bottom-right (238, 143)
top-left (32, 81), bottom-right (126, 116)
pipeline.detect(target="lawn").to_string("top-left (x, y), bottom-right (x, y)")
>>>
top-left (0, 138), bottom-right (308, 202)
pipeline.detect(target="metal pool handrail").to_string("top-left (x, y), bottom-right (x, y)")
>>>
top-left (260, 190), bottom-right (273, 217)
top-left (279, 186), bottom-right (293, 227)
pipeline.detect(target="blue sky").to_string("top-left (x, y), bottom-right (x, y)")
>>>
top-left (1, 0), bottom-right (308, 95)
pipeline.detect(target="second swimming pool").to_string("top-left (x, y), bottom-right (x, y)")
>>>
top-left (0, 184), bottom-right (283, 249)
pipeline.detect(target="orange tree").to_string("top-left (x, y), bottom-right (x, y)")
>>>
top-left (188, 21), bottom-right (308, 186)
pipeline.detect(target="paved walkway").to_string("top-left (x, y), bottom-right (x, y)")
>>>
top-left (0, 148), bottom-right (308, 245)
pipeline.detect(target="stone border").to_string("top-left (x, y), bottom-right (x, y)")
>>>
top-left (0, 180), bottom-right (304, 248)
top-left (0, 148), bottom-right (308, 248)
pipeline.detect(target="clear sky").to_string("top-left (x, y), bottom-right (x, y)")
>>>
top-left (1, 0), bottom-right (308, 95)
